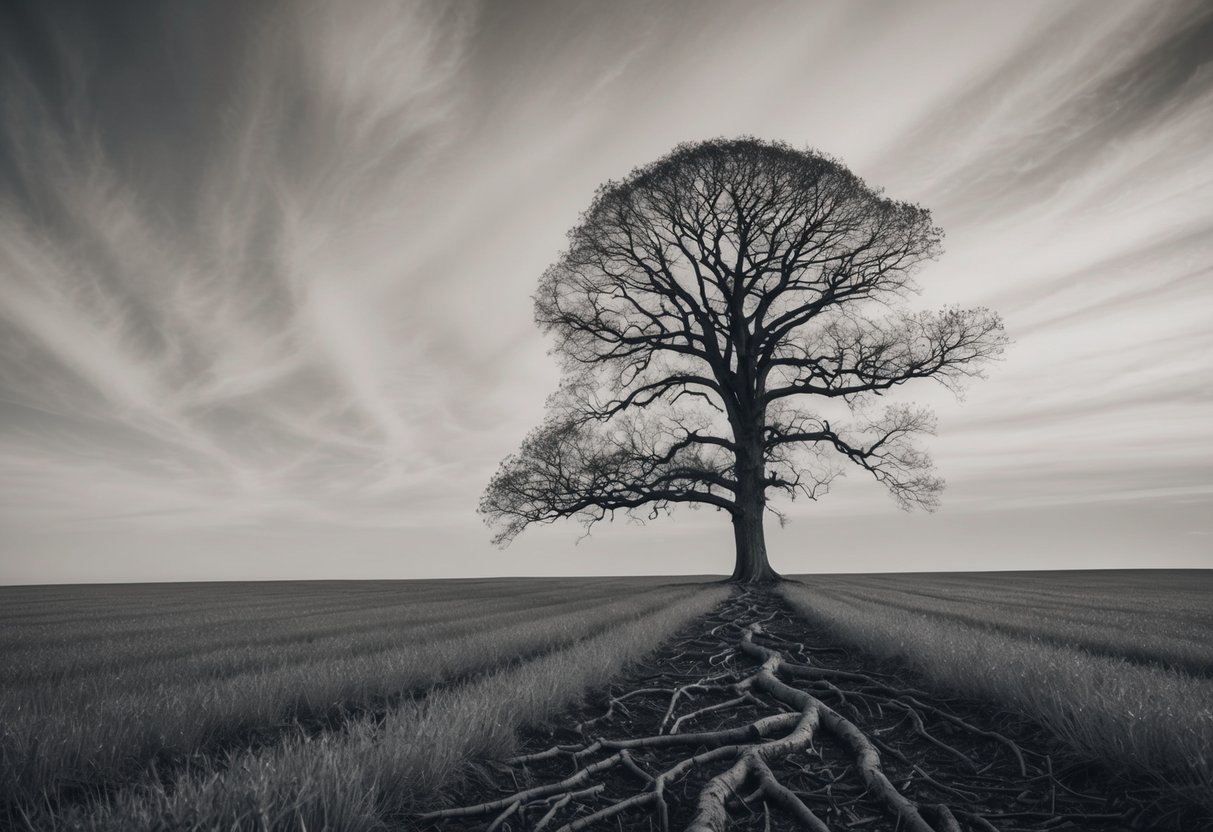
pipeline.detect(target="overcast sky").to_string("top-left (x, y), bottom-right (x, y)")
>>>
top-left (1, 0), bottom-right (1210, 584)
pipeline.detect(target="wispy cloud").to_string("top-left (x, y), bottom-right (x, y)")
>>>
top-left (0, 1), bottom-right (480, 533)
top-left (1, 0), bottom-right (1209, 579)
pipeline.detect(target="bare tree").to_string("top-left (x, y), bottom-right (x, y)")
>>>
top-left (481, 138), bottom-right (1006, 583)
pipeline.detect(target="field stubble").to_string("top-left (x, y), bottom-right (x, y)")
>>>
top-left (780, 571), bottom-right (1213, 818)
top-left (0, 577), bottom-right (725, 829)
top-left (424, 587), bottom-right (1190, 832)
top-left (3, 570), bottom-right (1207, 831)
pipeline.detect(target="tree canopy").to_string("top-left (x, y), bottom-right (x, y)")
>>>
top-left (481, 138), bottom-right (1006, 581)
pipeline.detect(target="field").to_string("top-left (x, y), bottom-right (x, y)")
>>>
top-left (0, 577), bottom-right (727, 829)
top-left (1, 570), bottom-right (1209, 831)
top-left (779, 571), bottom-right (1213, 810)
top-left (783, 570), bottom-right (1213, 674)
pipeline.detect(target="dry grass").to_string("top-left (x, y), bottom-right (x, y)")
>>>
top-left (789, 570), bottom-right (1213, 675)
top-left (0, 576), bottom-right (720, 826)
top-left (64, 586), bottom-right (730, 831)
top-left (780, 571), bottom-right (1213, 813)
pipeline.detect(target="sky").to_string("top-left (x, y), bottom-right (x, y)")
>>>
top-left (1, 0), bottom-right (1210, 584)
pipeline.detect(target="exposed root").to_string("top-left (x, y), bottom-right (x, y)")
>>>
top-left (671, 693), bottom-right (764, 735)
top-left (899, 695), bottom-right (1028, 777)
top-left (419, 590), bottom-right (1163, 831)
top-left (576, 687), bottom-right (671, 733)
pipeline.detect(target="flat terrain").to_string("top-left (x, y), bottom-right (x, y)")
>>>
top-left (1, 570), bottom-right (1208, 830)
top-left (786, 570), bottom-right (1213, 675)
top-left (427, 588), bottom-right (1204, 831)
top-left (0, 577), bottom-right (725, 829)
top-left (781, 569), bottom-right (1213, 814)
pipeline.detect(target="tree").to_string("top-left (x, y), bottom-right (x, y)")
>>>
top-left (481, 138), bottom-right (1006, 583)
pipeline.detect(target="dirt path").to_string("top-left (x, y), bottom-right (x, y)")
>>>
top-left (417, 589), bottom-right (1191, 831)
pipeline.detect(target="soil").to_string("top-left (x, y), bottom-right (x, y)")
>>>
top-left (415, 588), bottom-right (1204, 832)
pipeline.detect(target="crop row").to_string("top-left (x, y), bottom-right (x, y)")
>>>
top-left (797, 571), bottom-right (1213, 675)
top-left (780, 580), bottom-right (1213, 813)
top-left (0, 578), bottom-right (715, 822)
top-left (54, 585), bottom-right (731, 831)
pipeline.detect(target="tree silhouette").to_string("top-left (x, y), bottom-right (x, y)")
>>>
top-left (481, 138), bottom-right (1006, 582)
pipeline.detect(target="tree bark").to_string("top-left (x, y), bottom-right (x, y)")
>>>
top-left (729, 440), bottom-right (780, 583)
top-left (730, 504), bottom-right (777, 583)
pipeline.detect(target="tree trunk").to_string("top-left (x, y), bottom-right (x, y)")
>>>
top-left (730, 503), bottom-right (777, 583)
top-left (729, 439), bottom-right (780, 584)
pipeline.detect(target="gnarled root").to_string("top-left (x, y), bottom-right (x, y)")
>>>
top-left (417, 590), bottom-right (1122, 832)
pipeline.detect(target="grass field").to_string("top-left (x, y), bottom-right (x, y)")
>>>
top-left (0, 577), bottom-right (727, 829)
top-left (4, 570), bottom-right (1210, 830)
top-left (781, 569), bottom-right (1213, 812)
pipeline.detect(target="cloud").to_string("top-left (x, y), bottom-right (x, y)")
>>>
top-left (0, 1), bottom-right (482, 533)
top-left (0, 0), bottom-right (1209, 579)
